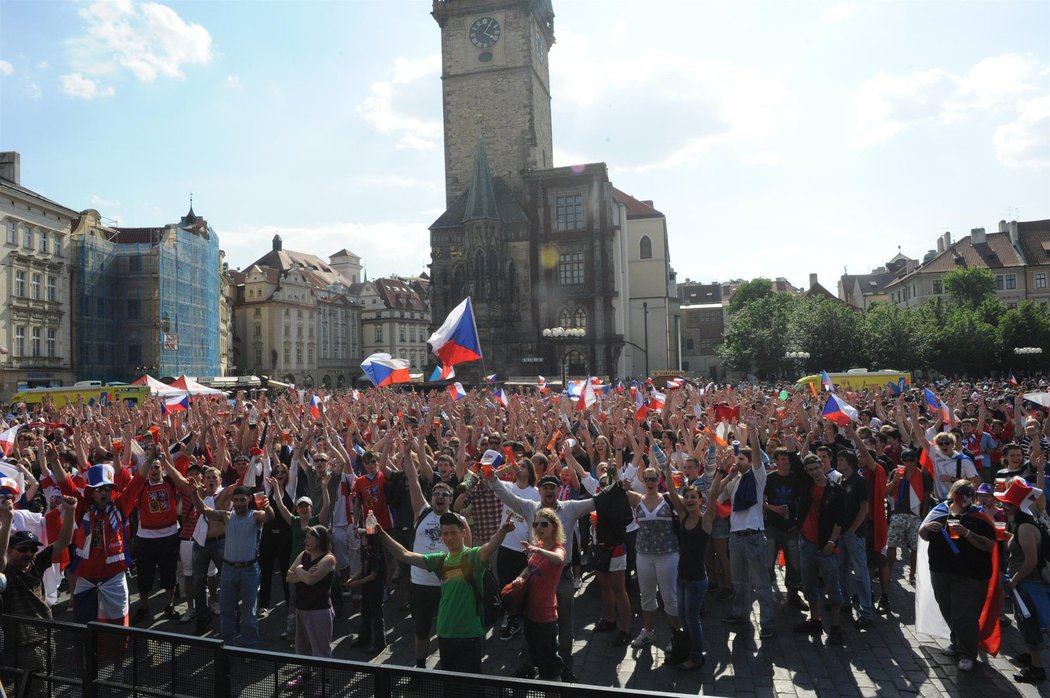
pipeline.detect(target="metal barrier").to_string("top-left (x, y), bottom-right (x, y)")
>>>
top-left (0, 616), bottom-right (683, 698)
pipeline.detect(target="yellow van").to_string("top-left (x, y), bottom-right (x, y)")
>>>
top-left (797, 369), bottom-right (912, 392)
top-left (10, 384), bottom-right (152, 408)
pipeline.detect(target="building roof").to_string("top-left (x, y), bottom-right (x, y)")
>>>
top-left (329, 248), bottom-right (361, 259)
top-left (839, 270), bottom-right (899, 298)
top-left (1015, 219), bottom-right (1050, 266)
top-left (804, 281), bottom-right (843, 302)
top-left (463, 139), bottom-right (501, 222)
top-left (611, 188), bottom-right (663, 218)
top-left (430, 175), bottom-right (528, 229)
top-left (372, 278), bottom-right (427, 312)
top-left (893, 230), bottom-right (1025, 285)
top-left (247, 247), bottom-right (351, 289)
top-left (0, 178), bottom-right (79, 219)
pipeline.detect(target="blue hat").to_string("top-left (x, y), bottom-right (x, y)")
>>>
top-left (86, 464), bottom-right (115, 489)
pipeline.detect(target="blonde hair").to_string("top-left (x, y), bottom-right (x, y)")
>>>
top-left (532, 507), bottom-right (565, 545)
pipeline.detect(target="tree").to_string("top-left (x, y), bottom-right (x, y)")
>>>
top-left (727, 278), bottom-right (773, 315)
top-left (789, 298), bottom-right (863, 374)
top-left (932, 306), bottom-right (998, 377)
top-left (860, 301), bottom-right (929, 371)
top-left (717, 294), bottom-right (798, 379)
top-left (999, 301), bottom-right (1050, 372)
top-left (942, 267), bottom-right (996, 310)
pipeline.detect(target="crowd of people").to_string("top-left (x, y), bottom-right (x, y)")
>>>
top-left (0, 377), bottom-right (1048, 695)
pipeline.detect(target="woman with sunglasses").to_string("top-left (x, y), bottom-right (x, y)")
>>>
top-left (510, 508), bottom-right (566, 681)
top-left (918, 479), bottom-right (996, 672)
top-left (626, 465), bottom-right (681, 649)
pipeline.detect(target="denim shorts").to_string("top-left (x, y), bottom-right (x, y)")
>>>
top-left (711, 516), bottom-right (731, 540)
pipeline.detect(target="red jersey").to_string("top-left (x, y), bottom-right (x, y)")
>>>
top-left (136, 478), bottom-right (179, 535)
top-left (352, 471), bottom-right (391, 529)
top-left (72, 474), bottom-right (143, 580)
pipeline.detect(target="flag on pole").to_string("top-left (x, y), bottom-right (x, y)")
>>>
top-left (484, 373), bottom-right (497, 383)
top-left (309, 395), bottom-right (322, 419)
top-left (924, 388), bottom-right (952, 425)
top-left (361, 353), bottom-right (412, 386)
top-left (447, 382), bottom-right (467, 401)
top-left (821, 393), bottom-right (858, 426)
top-left (493, 388), bottom-right (509, 408)
top-left (0, 424), bottom-right (21, 457)
top-left (576, 378), bottom-right (598, 411)
top-left (1008, 370), bottom-right (1018, 386)
top-left (821, 370), bottom-right (834, 393)
top-left (428, 297), bottom-right (482, 366)
top-left (429, 364), bottom-right (455, 381)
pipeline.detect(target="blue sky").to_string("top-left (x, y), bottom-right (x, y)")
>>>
top-left (1, 0), bottom-right (1047, 291)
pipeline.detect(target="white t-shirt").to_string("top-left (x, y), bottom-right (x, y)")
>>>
top-left (719, 465), bottom-right (768, 532)
top-left (501, 483), bottom-right (540, 550)
top-left (410, 506), bottom-right (467, 587)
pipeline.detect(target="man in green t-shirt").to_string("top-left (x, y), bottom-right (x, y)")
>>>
top-left (377, 512), bottom-right (512, 673)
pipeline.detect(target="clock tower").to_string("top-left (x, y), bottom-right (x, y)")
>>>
top-left (432, 0), bottom-right (554, 206)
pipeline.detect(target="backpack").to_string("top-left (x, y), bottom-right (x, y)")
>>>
top-left (434, 550), bottom-right (502, 628)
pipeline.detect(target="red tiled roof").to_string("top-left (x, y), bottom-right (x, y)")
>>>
top-left (611, 188), bottom-right (663, 218)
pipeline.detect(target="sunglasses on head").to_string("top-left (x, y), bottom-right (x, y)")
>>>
top-left (532, 520), bottom-right (551, 529)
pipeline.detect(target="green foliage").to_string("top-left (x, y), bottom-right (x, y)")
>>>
top-left (718, 293), bottom-right (798, 378)
top-left (789, 298), bottom-right (862, 372)
top-left (942, 268), bottom-right (996, 309)
top-left (727, 278), bottom-right (774, 315)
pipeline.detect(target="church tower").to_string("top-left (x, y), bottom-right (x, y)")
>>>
top-left (432, 0), bottom-right (554, 206)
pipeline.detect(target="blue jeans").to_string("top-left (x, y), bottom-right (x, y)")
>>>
top-left (799, 538), bottom-right (842, 606)
top-left (838, 531), bottom-right (873, 620)
top-left (729, 530), bottom-right (775, 629)
top-left (192, 537), bottom-right (224, 613)
top-left (220, 563), bottom-right (260, 647)
top-left (676, 576), bottom-right (708, 663)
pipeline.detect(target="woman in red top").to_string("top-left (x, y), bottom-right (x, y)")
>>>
top-left (508, 507), bottom-right (566, 681)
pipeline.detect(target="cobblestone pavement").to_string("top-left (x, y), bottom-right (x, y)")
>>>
top-left (53, 560), bottom-right (1047, 697)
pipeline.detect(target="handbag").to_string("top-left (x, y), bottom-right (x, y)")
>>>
top-left (500, 574), bottom-right (531, 616)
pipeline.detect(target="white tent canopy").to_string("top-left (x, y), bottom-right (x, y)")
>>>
top-left (130, 375), bottom-right (187, 397)
top-left (172, 376), bottom-right (224, 397)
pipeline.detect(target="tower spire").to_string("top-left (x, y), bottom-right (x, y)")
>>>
top-left (462, 137), bottom-right (501, 222)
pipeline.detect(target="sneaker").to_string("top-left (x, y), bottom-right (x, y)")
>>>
top-left (759, 625), bottom-right (775, 639)
top-left (957, 658), bottom-right (974, 672)
top-left (876, 594), bottom-right (891, 615)
top-left (631, 628), bottom-right (656, 648)
top-left (593, 618), bottom-right (616, 633)
top-left (827, 626), bottom-right (844, 646)
top-left (1009, 652), bottom-right (1032, 667)
top-left (942, 644), bottom-right (959, 658)
top-left (854, 616), bottom-right (873, 631)
top-left (180, 609), bottom-right (198, 624)
top-left (793, 619), bottom-right (823, 636)
top-left (500, 618), bottom-right (521, 641)
top-left (612, 630), bottom-right (631, 646)
top-left (257, 607), bottom-right (269, 620)
top-left (1014, 666), bottom-right (1047, 683)
top-left (163, 605), bottom-right (181, 621)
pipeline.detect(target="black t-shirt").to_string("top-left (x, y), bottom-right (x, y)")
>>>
top-left (926, 508), bottom-right (995, 580)
top-left (839, 472), bottom-right (869, 527)
top-left (996, 462), bottom-right (1039, 484)
top-left (764, 470), bottom-right (800, 530)
top-left (593, 485), bottom-right (634, 547)
top-left (677, 518), bottom-right (709, 581)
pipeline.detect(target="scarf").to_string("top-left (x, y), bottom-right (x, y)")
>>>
top-left (74, 503), bottom-right (126, 566)
top-left (733, 470), bottom-right (758, 512)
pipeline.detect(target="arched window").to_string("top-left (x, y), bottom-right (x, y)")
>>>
top-left (506, 261), bottom-right (517, 302)
top-left (640, 235), bottom-right (653, 259)
top-left (452, 265), bottom-right (466, 303)
top-left (559, 307), bottom-right (573, 328)
top-left (565, 350), bottom-right (587, 376)
top-left (573, 307), bottom-right (587, 332)
top-left (487, 248), bottom-right (498, 298)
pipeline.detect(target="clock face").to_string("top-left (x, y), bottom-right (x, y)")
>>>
top-left (469, 17), bottom-right (501, 48)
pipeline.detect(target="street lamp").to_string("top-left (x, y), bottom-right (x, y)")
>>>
top-left (784, 351), bottom-right (810, 379)
top-left (542, 326), bottom-right (586, 388)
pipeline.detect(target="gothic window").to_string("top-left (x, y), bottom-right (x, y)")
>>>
top-left (487, 248), bottom-right (498, 298)
top-left (555, 193), bottom-right (584, 231)
top-left (506, 261), bottom-right (517, 302)
top-left (573, 307), bottom-right (587, 332)
top-left (559, 307), bottom-right (573, 328)
top-left (640, 235), bottom-right (653, 260)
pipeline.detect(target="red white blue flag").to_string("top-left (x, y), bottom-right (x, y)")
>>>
top-left (361, 353), bottom-right (411, 387)
top-left (428, 297), bottom-right (483, 366)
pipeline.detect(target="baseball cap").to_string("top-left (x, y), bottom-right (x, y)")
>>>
top-left (538, 475), bottom-right (560, 487)
top-left (9, 530), bottom-right (43, 549)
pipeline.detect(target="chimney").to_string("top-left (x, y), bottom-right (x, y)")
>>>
top-left (971, 227), bottom-right (986, 244)
top-left (1008, 220), bottom-right (1019, 244)
top-left (942, 231), bottom-right (952, 250)
top-left (999, 220), bottom-right (1008, 233)
top-left (272, 234), bottom-right (283, 252)
top-left (0, 152), bottom-right (20, 185)
top-left (809, 273), bottom-right (818, 289)
top-left (936, 237), bottom-right (945, 254)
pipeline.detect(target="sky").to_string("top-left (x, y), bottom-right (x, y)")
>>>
top-left (1, 0), bottom-right (1048, 292)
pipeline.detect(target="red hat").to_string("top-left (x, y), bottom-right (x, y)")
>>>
top-left (996, 477), bottom-right (1034, 512)
top-left (249, 447), bottom-right (265, 457)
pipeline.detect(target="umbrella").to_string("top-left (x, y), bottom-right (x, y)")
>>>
top-left (1023, 392), bottom-right (1050, 408)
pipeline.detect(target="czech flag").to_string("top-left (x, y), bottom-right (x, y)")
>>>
top-left (361, 353), bottom-right (411, 387)
top-left (428, 297), bottom-right (482, 366)
top-left (616, 381), bottom-right (625, 393)
top-left (576, 378), bottom-right (598, 412)
top-left (0, 424), bottom-right (21, 457)
top-left (429, 364), bottom-right (455, 381)
top-left (666, 377), bottom-right (686, 390)
top-left (494, 388), bottom-right (509, 408)
top-left (924, 388), bottom-right (952, 425)
top-left (447, 382), bottom-right (467, 401)
top-left (484, 373), bottom-right (497, 383)
top-left (821, 370), bottom-right (834, 393)
top-left (634, 383), bottom-right (649, 422)
top-left (1008, 370), bottom-right (1018, 386)
top-left (821, 393), bottom-right (858, 426)
top-left (309, 395), bottom-right (322, 419)
top-left (649, 390), bottom-right (666, 410)
top-left (161, 393), bottom-right (189, 414)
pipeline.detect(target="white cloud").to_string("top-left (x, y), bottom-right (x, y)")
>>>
top-left (90, 194), bottom-right (122, 208)
top-left (739, 151), bottom-right (783, 166)
top-left (64, 0), bottom-right (213, 94)
top-left (222, 221), bottom-right (431, 278)
top-left (357, 55), bottom-right (442, 151)
top-left (60, 72), bottom-right (115, 99)
top-left (36, 61), bottom-right (49, 70)
top-left (994, 94), bottom-right (1050, 167)
top-left (0, 60), bottom-right (13, 76)
top-left (225, 74), bottom-right (239, 87)
top-left (850, 52), bottom-right (1048, 153)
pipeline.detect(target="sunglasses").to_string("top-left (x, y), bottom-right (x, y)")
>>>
top-left (955, 488), bottom-right (974, 497)
top-left (432, 491), bottom-right (451, 498)
top-left (643, 477), bottom-right (660, 482)
top-left (532, 520), bottom-right (551, 529)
